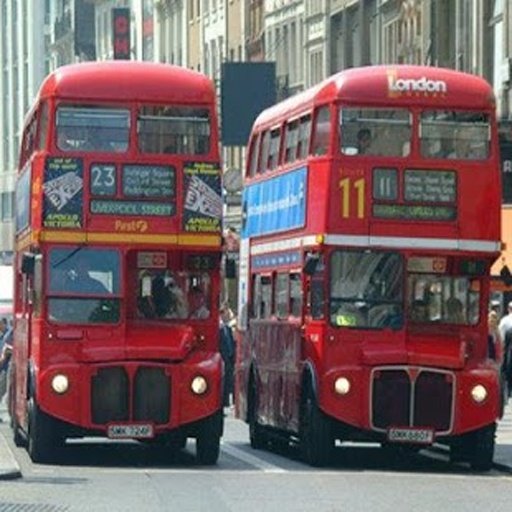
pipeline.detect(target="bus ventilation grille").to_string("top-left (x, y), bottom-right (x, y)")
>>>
top-left (91, 366), bottom-right (170, 425)
top-left (371, 368), bottom-right (453, 433)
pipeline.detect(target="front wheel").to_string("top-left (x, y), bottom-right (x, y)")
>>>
top-left (300, 386), bottom-right (333, 467)
top-left (248, 376), bottom-right (266, 450)
top-left (27, 398), bottom-right (62, 464)
top-left (195, 411), bottom-right (223, 465)
top-left (469, 423), bottom-right (496, 471)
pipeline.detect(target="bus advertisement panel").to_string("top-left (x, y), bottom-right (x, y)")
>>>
top-left (236, 65), bottom-right (503, 471)
top-left (10, 62), bottom-right (224, 465)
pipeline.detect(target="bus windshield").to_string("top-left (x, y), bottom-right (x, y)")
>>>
top-left (340, 107), bottom-right (412, 157)
top-left (330, 250), bottom-right (403, 328)
top-left (47, 247), bottom-right (121, 324)
top-left (420, 110), bottom-right (490, 160)
top-left (56, 106), bottom-right (130, 153)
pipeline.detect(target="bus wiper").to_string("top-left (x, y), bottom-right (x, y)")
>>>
top-left (52, 245), bottom-right (85, 268)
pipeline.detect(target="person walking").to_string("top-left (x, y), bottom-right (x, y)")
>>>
top-left (219, 306), bottom-right (236, 408)
top-left (499, 302), bottom-right (512, 392)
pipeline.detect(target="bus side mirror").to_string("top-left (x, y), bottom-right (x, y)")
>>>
top-left (21, 253), bottom-right (35, 275)
top-left (304, 253), bottom-right (319, 276)
top-left (501, 265), bottom-right (512, 287)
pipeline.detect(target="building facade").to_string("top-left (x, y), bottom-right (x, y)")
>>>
top-left (0, 0), bottom-right (511, 259)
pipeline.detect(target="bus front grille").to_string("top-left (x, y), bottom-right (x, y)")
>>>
top-left (371, 368), bottom-right (453, 433)
top-left (91, 367), bottom-right (129, 424)
top-left (91, 366), bottom-right (171, 426)
top-left (134, 367), bottom-right (170, 424)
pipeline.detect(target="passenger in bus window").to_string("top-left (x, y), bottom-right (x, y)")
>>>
top-left (165, 276), bottom-right (188, 318)
top-left (189, 286), bottom-right (210, 319)
top-left (409, 299), bottom-right (429, 322)
top-left (357, 128), bottom-right (372, 154)
top-left (445, 297), bottom-right (465, 323)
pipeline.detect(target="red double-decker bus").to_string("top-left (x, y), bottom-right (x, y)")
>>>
top-left (9, 61), bottom-right (224, 464)
top-left (236, 65), bottom-right (504, 470)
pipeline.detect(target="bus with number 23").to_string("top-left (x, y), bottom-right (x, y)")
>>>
top-left (10, 61), bottom-right (224, 464)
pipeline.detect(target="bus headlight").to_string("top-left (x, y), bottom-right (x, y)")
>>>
top-left (334, 377), bottom-right (351, 395)
top-left (191, 375), bottom-right (208, 395)
top-left (471, 384), bottom-right (488, 403)
top-left (51, 374), bottom-right (69, 394)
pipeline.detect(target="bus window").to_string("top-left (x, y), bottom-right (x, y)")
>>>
top-left (56, 106), bottom-right (130, 153)
top-left (407, 274), bottom-right (480, 325)
top-left (248, 133), bottom-right (261, 177)
top-left (290, 273), bottom-right (302, 317)
top-left (259, 131), bottom-right (271, 174)
top-left (47, 247), bottom-right (121, 324)
top-left (312, 106), bottom-right (331, 156)
top-left (284, 120), bottom-right (299, 163)
top-left (138, 105), bottom-right (210, 155)
top-left (419, 110), bottom-right (490, 160)
top-left (330, 250), bottom-right (403, 328)
top-left (20, 115), bottom-right (37, 167)
top-left (297, 115), bottom-right (312, 159)
top-left (261, 275), bottom-right (272, 318)
top-left (274, 272), bottom-right (289, 318)
top-left (38, 102), bottom-right (49, 151)
top-left (267, 127), bottom-right (281, 170)
top-left (340, 107), bottom-right (412, 157)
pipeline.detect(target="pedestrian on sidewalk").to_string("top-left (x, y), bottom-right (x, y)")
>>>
top-left (220, 305), bottom-right (236, 408)
top-left (499, 302), bottom-right (512, 392)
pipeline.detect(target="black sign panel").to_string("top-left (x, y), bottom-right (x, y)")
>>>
top-left (91, 164), bottom-right (117, 196)
top-left (122, 165), bottom-right (175, 197)
top-left (404, 170), bottom-right (456, 203)
top-left (43, 157), bottom-right (83, 229)
top-left (112, 8), bottom-right (131, 60)
top-left (501, 142), bottom-right (512, 204)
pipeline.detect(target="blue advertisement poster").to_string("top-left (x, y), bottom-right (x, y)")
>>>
top-left (242, 167), bottom-right (307, 238)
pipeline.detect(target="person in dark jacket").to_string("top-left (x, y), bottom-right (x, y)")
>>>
top-left (219, 306), bottom-right (236, 407)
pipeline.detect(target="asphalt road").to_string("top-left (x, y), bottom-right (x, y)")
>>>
top-left (1, 406), bottom-right (512, 512)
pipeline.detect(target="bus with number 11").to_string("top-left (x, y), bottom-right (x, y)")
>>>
top-left (10, 61), bottom-right (224, 464)
top-left (236, 65), bottom-right (504, 471)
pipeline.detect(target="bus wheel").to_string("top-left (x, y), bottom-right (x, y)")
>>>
top-left (248, 378), bottom-right (266, 449)
top-left (300, 387), bottom-right (333, 467)
top-left (469, 423), bottom-right (496, 471)
top-left (27, 398), bottom-right (60, 463)
top-left (195, 411), bottom-right (222, 465)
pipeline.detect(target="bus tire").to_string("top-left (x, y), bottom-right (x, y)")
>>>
top-left (469, 423), bottom-right (496, 472)
top-left (300, 385), bottom-right (333, 467)
top-left (27, 398), bottom-right (60, 464)
top-left (248, 374), bottom-right (266, 449)
top-left (195, 411), bottom-right (222, 465)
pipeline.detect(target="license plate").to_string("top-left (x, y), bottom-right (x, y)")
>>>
top-left (107, 424), bottom-right (154, 439)
top-left (387, 427), bottom-right (434, 444)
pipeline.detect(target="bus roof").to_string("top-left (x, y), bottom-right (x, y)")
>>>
top-left (253, 65), bottom-right (495, 129)
top-left (36, 61), bottom-right (216, 104)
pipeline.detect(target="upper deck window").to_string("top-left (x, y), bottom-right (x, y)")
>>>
top-left (340, 108), bottom-right (412, 157)
top-left (284, 120), bottom-right (299, 163)
top-left (138, 105), bottom-right (210, 155)
top-left (297, 115), bottom-right (312, 159)
top-left (56, 106), bottom-right (130, 153)
top-left (312, 106), bottom-right (331, 156)
top-left (267, 127), bottom-right (281, 170)
top-left (248, 133), bottom-right (260, 176)
top-left (420, 111), bottom-right (490, 160)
